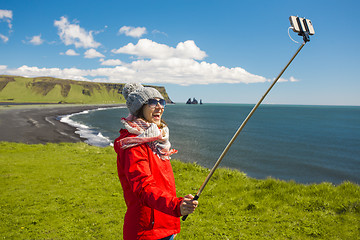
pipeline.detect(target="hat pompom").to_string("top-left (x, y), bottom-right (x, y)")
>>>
top-left (122, 83), bottom-right (144, 100)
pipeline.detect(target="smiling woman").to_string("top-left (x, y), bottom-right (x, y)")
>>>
top-left (141, 98), bottom-right (166, 126)
top-left (113, 83), bottom-right (198, 239)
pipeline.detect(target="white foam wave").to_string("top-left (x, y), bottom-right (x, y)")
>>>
top-left (59, 106), bottom-right (125, 147)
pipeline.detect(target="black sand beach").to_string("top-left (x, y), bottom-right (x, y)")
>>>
top-left (0, 104), bottom-right (123, 144)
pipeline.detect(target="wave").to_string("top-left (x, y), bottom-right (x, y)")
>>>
top-left (58, 106), bottom-right (125, 147)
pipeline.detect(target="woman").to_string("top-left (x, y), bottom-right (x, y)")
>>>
top-left (114, 83), bottom-right (198, 240)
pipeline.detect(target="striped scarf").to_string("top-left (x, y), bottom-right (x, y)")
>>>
top-left (118, 115), bottom-right (178, 160)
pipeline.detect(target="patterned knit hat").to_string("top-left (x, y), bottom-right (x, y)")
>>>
top-left (122, 83), bottom-right (164, 116)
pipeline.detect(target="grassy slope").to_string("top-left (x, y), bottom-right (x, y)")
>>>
top-left (0, 75), bottom-right (172, 104)
top-left (1, 142), bottom-right (359, 239)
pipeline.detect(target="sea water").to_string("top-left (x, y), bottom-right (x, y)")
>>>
top-left (61, 104), bottom-right (360, 185)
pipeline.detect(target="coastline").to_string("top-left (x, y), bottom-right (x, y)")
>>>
top-left (0, 104), bottom-right (124, 144)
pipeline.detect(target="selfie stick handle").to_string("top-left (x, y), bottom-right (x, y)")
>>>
top-left (182, 41), bottom-right (307, 221)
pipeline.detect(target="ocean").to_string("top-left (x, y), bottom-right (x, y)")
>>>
top-left (60, 104), bottom-right (360, 185)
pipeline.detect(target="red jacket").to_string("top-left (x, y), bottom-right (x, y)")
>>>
top-left (114, 129), bottom-right (183, 240)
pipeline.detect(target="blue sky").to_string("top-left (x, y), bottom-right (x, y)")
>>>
top-left (0, 0), bottom-right (359, 105)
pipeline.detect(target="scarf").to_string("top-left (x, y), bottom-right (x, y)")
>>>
top-left (118, 115), bottom-right (178, 160)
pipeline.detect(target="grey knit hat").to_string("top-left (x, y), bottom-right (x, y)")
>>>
top-left (122, 83), bottom-right (164, 116)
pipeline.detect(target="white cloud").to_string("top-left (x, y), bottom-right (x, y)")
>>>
top-left (2, 58), bottom-right (268, 86)
top-left (0, 34), bottom-right (9, 43)
top-left (119, 26), bottom-right (147, 38)
top-left (112, 39), bottom-right (207, 60)
top-left (278, 76), bottom-right (300, 82)
top-left (126, 58), bottom-right (267, 85)
top-left (175, 40), bottom-right (207, 60)
top-left (54, 16), bottom-right (101, 48)
top-left (152, 29), bottom-right (168, 37)
top-left (61, 49), bottom-right (79, 56)
top-left (29, 35), bottom-right (44, 45)
top-left (0, 9), bottom-right (12, 29)
top-left (5, 65), bottom-right (90, 81)
top-left (0, 9), bottom-right (13, 43)
top-left (100, 58), bottom-right (122, 66)
top-left (0, 65), bottom-right (7, 70)
top-left (0, 37), bottom-right (272, 85)
top-left (84, 48), bottom-right (105, 58)
top-left (289, 76), bottom-right (299, 82)
top-left (0, 9), bottom-right (12, 19)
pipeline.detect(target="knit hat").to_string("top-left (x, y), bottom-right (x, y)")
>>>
top-left (122, 83), bottom-right (164, 116)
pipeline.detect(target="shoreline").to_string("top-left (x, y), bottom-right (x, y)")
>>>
top-left (0, 104), bottom-right (125, 145)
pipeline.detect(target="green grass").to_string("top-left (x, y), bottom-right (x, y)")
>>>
top-left (1, 142), bottom-right (359, 239)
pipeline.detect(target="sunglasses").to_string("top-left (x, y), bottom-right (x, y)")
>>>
top-left (147, 98), bottom-right (166, 108)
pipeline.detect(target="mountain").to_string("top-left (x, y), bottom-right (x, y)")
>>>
top-left (0, 75), bottom-right (173, 104)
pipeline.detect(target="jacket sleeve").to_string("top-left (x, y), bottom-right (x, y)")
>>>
top-left (123, 144), bottom-right (183, 217)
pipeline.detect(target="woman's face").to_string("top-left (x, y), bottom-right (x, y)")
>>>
top-left (142, 98), bottom-right (165, 126)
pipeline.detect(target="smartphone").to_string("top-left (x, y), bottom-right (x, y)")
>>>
top-left (289, 16), bottom-right (301, 33)
top-left (304, 19), bottom-right (315, 35)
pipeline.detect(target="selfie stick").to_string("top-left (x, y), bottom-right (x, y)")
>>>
top-left (182, 18), bottom-right (313, 221)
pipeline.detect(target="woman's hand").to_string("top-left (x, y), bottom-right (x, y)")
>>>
top-left (180, 194), bottom-right (198, 216)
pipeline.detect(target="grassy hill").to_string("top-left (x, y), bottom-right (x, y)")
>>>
top-left (0, 75), bottom-right (172, 104)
